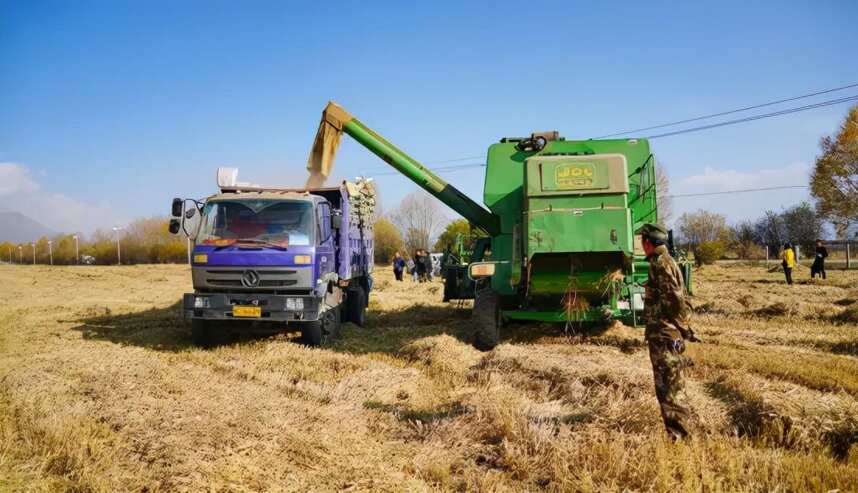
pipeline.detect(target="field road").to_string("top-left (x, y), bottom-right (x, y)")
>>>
top-left (1, 264), bottom-right (857, 491)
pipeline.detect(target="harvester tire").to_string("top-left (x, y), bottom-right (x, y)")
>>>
top-left (347, 286), bottom-right (367, 327)
top-left (473, 285), bottom-right (500, 351)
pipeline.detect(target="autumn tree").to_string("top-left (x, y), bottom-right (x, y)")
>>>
top-left (754, 210), bottom-right (787, 252)
top-left (677, 210), bottom-right (731, 265)
top-left (390, 190), bottom-right (446, 254)
top-left (0, 242), bottom-right (14, 263)
top-left (730, 220), bottom-right (762, 260)
top-left (810, 104), bottom-right (858, 237)
top-left (781, 202), bottom-right (823, 254)
top-left (433, 219), bottom-right (470, 252)
top-left (373, 217), bottom-right (404, 264)
top-left (656, 165), bottom-right (673, 225)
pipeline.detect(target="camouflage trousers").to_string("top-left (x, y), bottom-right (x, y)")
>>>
top-left (647, 339), bottom-right (693, 439)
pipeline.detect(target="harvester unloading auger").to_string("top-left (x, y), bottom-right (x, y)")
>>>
top-left (309, 101), bottom-right (691, 350)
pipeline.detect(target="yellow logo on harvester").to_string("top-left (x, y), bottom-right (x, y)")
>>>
top-left (555, 163), bottom-right (595, 188)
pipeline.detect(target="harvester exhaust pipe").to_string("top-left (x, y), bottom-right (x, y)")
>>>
top-left (307, 101), bottom-right (500, 236)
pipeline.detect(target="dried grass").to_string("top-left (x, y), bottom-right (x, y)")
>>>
top-left (1, 263), bottom-right (858, 491)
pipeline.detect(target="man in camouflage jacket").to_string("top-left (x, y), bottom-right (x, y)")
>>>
top-left (640, 223), bottom-right (698, 439)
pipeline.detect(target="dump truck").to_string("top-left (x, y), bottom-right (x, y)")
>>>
top-left (308, 101), bottom-right (690, 350)
top-left (169, 168), bottom-right (375, 346)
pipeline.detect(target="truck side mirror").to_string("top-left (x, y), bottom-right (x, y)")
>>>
top-left (185, 208), bottom-right (196, 219)
top-left (168, 218), bottom-right (181, 234)
top-left (331, 214), bottom-right (342, 230)
top-left (171, 198), bottom-right (184, 217)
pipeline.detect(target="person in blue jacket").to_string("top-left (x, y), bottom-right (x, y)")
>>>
top-left (392, 251), bottom-right (406, 281)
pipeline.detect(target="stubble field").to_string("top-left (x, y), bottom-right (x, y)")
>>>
top-left (1, 262), bottom-right (857, 491)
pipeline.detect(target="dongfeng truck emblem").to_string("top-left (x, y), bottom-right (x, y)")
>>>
top-left (555, 163), bottom-right (595, 188)
top-left (241, 270), bottom-right (261, 287)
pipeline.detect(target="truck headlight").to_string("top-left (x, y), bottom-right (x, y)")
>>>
top-left (194, 296), bottom-right (210, 308)
top-left (286, 298), bottom-right (304, 310)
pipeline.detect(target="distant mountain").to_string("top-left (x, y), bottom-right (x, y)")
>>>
top-left (0, 211), bottom-right (56, 243)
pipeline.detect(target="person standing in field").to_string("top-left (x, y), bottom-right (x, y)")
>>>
top-left (781, 242), bottom-right (795, 285)
top-left (811, 239), bottom-right (828, 280)
top-left (407, 256), bottom-right (417, 282)
top-left (640, 223), bottom-right (699, 440)
top-left (392, 251), bottom-right (406, 282)
top-left (415, 249), bottom-right (429, 282)
top-left (411, 250), bottom-right (421, 282)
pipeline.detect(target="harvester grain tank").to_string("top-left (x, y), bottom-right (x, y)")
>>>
top-left (312, 101), bottom-right (689, 350)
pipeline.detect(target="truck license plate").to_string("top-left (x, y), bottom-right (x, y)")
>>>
top-left (233, 305), bottom-right (261, 318)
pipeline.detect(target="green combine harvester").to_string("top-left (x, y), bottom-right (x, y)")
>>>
top-left (310, 102), bottom-right (690, 349)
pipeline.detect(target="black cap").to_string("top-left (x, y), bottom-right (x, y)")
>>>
top-left (639, 223), bottom-right (668, 242)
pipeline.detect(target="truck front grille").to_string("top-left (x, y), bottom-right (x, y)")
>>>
top-left (192, 266), bottom-right (312, 292)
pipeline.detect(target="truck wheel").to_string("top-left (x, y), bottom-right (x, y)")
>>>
top-left (301, 321), bottom-right (323, 346)
top-left (301, 307), bottom-right (341, 346)
top-left (191, 319), bottom-right (222, 348)
top-left (348, 287), bottom-right (367, 327)
top-left (473, 284), bottom-right (500, 351)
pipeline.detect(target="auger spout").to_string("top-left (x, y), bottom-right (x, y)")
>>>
top-left (307, 101), bottom-right (500, 236)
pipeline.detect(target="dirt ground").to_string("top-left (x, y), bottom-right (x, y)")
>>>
top-left (1, 262), bottom-right (857, 492)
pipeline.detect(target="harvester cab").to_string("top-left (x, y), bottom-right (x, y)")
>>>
top-left (308, 101), bottom-right (688, 350)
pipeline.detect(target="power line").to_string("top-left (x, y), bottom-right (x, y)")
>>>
top-left (647, 94), bottom-right (858, 139)
top-left (668, 185), bottom-right (808, 199)
top-left (361, 86), bottom-right (858, 176)
top-left (593, 82), bottom-right (858, 139)
top-left (424, 155), bottom-right (484, 165)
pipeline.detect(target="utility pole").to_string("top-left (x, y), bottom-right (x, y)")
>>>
top-left (31, 242), bottom-right (36, 265)
top-left (73, 235), bottom-right (79, 265)
top-left (48, 240), bottom-right (53, 265)
top-left (112, 227), bottom-right (123, 265)
top-left (18, 245), bottom-right (22, 264)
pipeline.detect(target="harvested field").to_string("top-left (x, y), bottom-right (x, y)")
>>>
top-left (1, 263), bottom-right (857, 491)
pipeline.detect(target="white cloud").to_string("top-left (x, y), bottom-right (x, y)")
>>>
top-left (0, 163), bottom-right (38, 196)
top-left (0, 162), bottom-right (123, 234)
top-left (669, 162), bottom-right (812, 225)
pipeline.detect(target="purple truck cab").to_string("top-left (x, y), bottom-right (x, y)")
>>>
top-left (171, 182), bottom-right (374, 347)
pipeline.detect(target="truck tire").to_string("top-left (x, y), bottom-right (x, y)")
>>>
top-left (347, 286), bottom-right (367, 327)
top-left (473, 284), bottom-right (500, 351)
top-left (301, 306), bottom-right (341, 347)
top-left (301, 321), bottom-right (323, 346)
top-left (191, 319), bottom-right (223, 348)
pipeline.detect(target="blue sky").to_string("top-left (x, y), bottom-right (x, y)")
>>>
top-left (1, 0), bottom-right (857, 234)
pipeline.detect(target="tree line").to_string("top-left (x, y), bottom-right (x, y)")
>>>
top-left (0, 217), bottom-right (188, 265)
top-left (676, 202), bottom-right (826, 265)
top-left (679, 104), bottom-right (857, 265)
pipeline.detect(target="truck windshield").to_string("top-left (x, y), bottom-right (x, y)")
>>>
top-left (197, 199), bottom-right (313, 246)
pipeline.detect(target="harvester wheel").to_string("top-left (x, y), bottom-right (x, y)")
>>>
top-left (347, 286), bottom-right (367, 327)
top-left (473, 285), bottom-right (500, 351)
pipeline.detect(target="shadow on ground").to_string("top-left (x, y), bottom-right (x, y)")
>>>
top-left (70, 298), bottom-right (648, 356)
top-left (71, 301), bottom-right (195, 351)
top-left (336, 303), bottom-right (639, 355)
